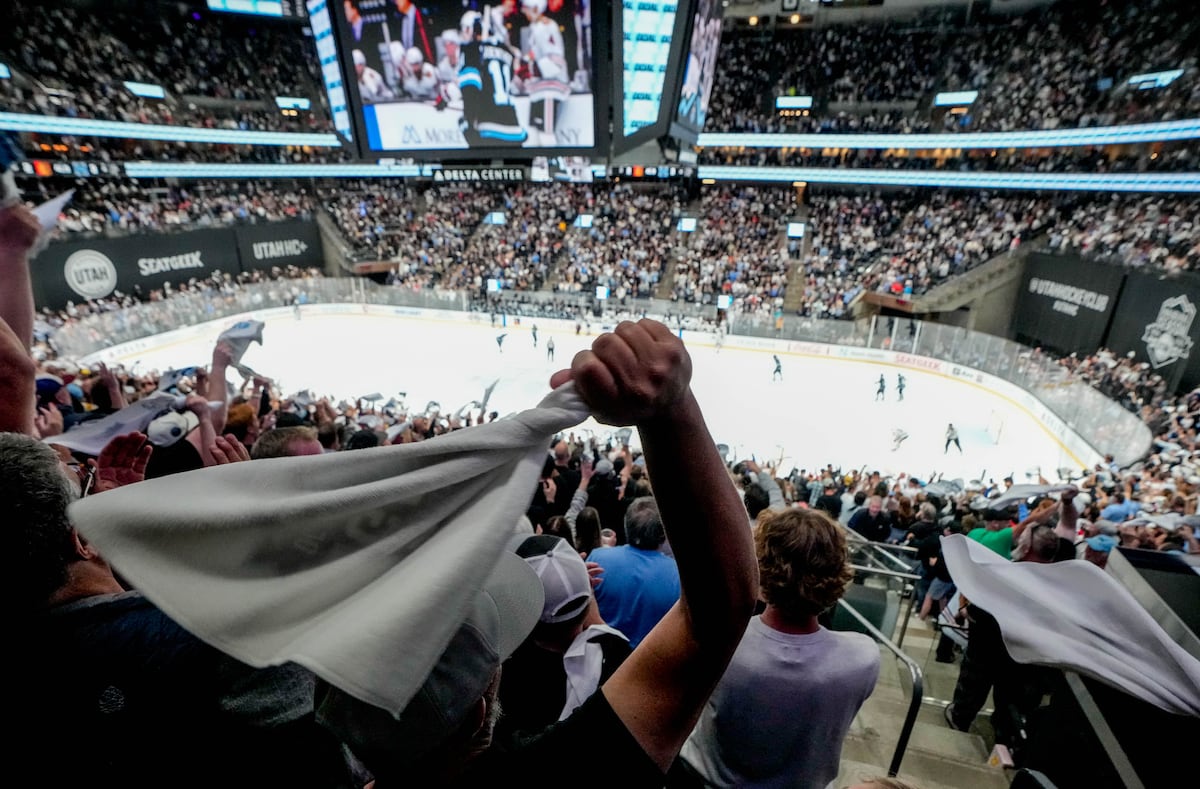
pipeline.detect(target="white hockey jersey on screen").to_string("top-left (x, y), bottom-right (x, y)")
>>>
top-left (526, 16), bottom-right (569, 100)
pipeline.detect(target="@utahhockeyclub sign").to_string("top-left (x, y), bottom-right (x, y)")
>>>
top-left (1142, 294), bottom-right (1196, 369)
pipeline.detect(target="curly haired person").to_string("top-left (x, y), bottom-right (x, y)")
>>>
top-left (679, 508), bottom-right (880, 788)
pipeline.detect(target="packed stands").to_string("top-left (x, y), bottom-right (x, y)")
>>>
top-left (709, 0), bottom-right (1200, 134)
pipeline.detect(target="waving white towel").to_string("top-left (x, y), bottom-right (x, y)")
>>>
top-left (71, 384), bottom-right (589, 716)
top-left (941, 534), bottom-right (1200, 716)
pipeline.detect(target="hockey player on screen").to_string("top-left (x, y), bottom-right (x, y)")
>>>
top-left (517, 0), bottom-right (570, 145)
top-left (457, 11), bottom-right (528, 147)
top-left (390, 42), bottom-right (439, 100)
top-left (436, 30), bottom-right (463, 105)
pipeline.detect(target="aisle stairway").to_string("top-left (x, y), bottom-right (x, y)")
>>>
top-left (833, 570), bottom-right (1012, 788)
top-left (781, 204), bottom-right (812, 314)
top-left (652, 194), bottom-right (707, 301)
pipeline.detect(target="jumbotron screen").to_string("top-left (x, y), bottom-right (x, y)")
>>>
top-left (675, 0), bottom-right (722, 133)
top-left (336, 1), bottom-right (596, 155)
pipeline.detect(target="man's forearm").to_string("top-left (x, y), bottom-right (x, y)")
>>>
top-left (1056, 499), bottom-right (1078, 540)
top-left (0, 250), bottom-right (34, 350)
top-left (757, 470), bottom-right (785, 511)
top-left (209, 362), bottom-right (230, 434)
top-left (0, 316), bottom-right (36, 435)
top-left (639, 392), bottom-right (758, 646)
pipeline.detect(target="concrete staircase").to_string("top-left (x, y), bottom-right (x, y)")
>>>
top-left (836, 613), bottom-right (1012, 789)
top-left (652, 194), bottom-right (706, 301)
top-left (781, 204), bottom-right (812, 314)
top-left (910, 235), bottom-right (1045, 315)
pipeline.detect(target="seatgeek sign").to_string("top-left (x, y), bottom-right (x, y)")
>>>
top-left (34, 221), bottom-right (324, 308)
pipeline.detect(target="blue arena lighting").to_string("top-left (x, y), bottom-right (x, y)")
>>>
top-left (698, 118), bottom-right (1200, 150)
top-left (0, 112), bottom-right (340, 147)
top-left (695, 166), bottom-right (1200, 193)
top-left (123, 162), bottom-right (421, 178)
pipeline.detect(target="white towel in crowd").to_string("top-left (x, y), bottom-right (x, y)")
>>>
top-left (71, 384), bottom-right (590, 716)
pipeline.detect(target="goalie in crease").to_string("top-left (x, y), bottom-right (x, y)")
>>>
top-left (516, 0), bottom-right (570, 146)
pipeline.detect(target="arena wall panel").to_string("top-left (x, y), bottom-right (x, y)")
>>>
top-left (33, 223), bottom-right (326, 309)
top-left (1012, 254), bottom-right (1126, 357)
top-left (1104, 271), bottom-right (1200, 392)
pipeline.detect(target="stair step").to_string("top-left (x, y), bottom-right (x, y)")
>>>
top-left (859, 693), bottom-right (956, 728)
top-left (837, 754), bottom-right (1011, 789)
top-left (842, 729), bottom-right (1010, 789)
top-left (849, 707), bottom-right (989, 763)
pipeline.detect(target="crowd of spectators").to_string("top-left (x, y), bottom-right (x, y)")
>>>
top-left (708, 0), bottom-right (1200, 135)
top-left (33, 178), bottom-right (1200, 317)
top-left (444, 184), bottom-right (587, 293)
top-left (553, 184), bottom-right (688, 300)
top-left (3, 191), bottom-right (1195, 785)
top-left (1045, 194), bottom-right (1199, 272)
top-left (796, 189), bottom-right (1197, 314)
top-left (25, 178), bottom-right (315, 239)
top-left (324, 181), bottom-right (501, 284)
top-left (0, 0), bottom-right (332, 152)
top-left (699, 143), bottom-right (1200, 173)
top-left (671, 185), bottom-right (797, 319)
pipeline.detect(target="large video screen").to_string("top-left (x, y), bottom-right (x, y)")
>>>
top-left (620, 0), bottom-right (678, 137)
top-left (675, 0), bottom-right (722, 132)
top-left (337, 1), bottom-right (596, 154)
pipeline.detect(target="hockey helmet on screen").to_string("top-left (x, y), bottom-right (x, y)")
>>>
top-left (405, 46), bottom-right (425, 66)
top-left (388, 40), bottom-right (405, 66)
top-left (460, 10), bottom-right (483, 39)
top-left (520, 0), bottom-right (547, 17)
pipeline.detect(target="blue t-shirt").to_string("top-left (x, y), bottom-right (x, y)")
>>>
top-left (588, 545), bottom-right (681, 648)
top-left (1101, 500), bottom-right (1140, 522)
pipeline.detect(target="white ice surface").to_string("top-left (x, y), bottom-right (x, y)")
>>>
top-left (94, 311), bottom-right (1085, 485)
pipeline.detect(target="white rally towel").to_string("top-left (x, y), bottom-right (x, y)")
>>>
top-left (46, 392), bottom-right (178, 456)
top-left (560, 623), bottom-right (628, 721)
top-left (217, 319), bottom-right (266, 366)
top-left (941, 534), bottom-right (1200, 716)
top-left (71, 384), bottom-right (589, 716)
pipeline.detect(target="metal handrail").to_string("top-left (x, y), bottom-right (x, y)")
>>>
top-left (851, 544), bottom-right (899, 574)
top-left (843, 528), bottom-right (921, 572)
top-left (838, 598), bottom-right (924, 778)
top-left (849, 564), bottom-right (921, 582)
top-left (865, 543), bottom-right (921, 572)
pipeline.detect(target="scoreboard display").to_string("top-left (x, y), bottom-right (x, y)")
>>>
top-left (329, 0), bottom-right (601, 158)
top-left (310, 0), bottom-right (717, 162)
top-left (206, 0), bottom-right (307, 18)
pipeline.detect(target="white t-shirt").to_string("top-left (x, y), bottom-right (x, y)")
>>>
top-left (680, 619), bottom-right (880, 789)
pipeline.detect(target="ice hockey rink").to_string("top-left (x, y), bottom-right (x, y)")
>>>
top-left (89, 309), bottom-right (1092, 486)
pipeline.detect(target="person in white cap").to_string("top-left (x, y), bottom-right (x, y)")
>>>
top-left (354, 48), bottom-right (394, 104)
top-left (495, 534), bottom-right (631, 745)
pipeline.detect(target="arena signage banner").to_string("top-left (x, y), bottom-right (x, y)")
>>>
top-left (235, 221), bottom-right (324, 271)
top-left (1012, 253), bottom-right (1125, 356)
top-left (1103, 271), bottom-right (1200, 391)
top-left (430, 166), bottom-right (528, 183)
top-left (34, 228), bottom-right (241, 309)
